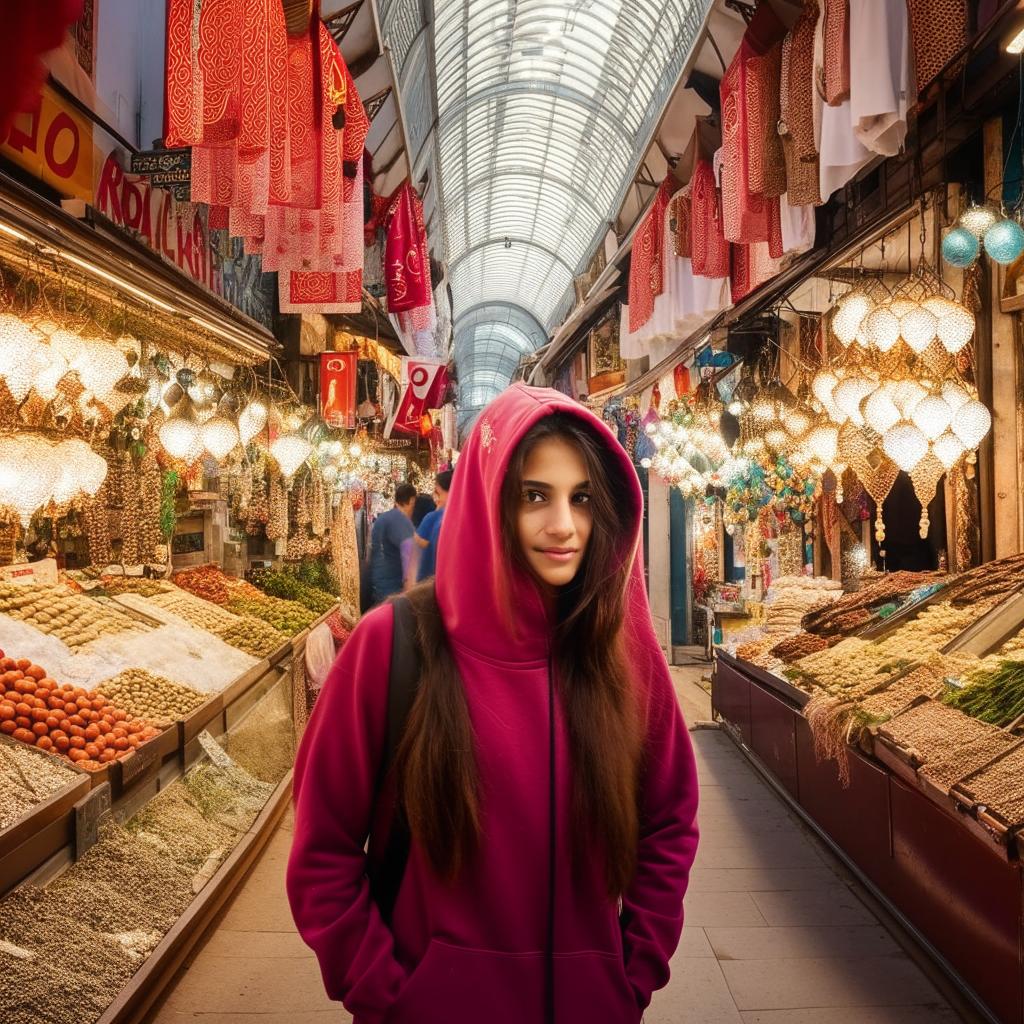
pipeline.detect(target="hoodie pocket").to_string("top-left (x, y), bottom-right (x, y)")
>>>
top-left (385, 940), bottom-right (638, 1024)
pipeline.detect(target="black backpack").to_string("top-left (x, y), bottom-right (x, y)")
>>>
top-left (367, 594), bottom-right (420, 922)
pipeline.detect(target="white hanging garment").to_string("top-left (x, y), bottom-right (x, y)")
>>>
top-left (849, 0), bottom-right (910, 157)
top-left (779, 194), bottom-right (816, 255)
top-left (815, 4), bottom-right (872, 201)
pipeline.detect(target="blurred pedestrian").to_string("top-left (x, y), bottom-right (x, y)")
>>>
top-left (367, 483), bottom-right (416, 607)
top-left (414, 469), bottom-right (452, 582)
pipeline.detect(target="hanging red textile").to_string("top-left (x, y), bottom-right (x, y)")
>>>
top-left (822, 0), bottom-right (850, 105)
top-left (719, 2), bottom-right (786, 248)
top-left (280, 270), bottom-right (363, 314)
top-left (385, 182), bottom-right (432, 314)
top-left (690, 159), bottom-right (730, 280)
top-left (164, 0), bottom-right (203, 147)
top-left (627, 177), bottom-right (673, 333)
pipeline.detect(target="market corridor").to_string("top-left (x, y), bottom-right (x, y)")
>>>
top-left (148, 670), bottom-right (962, 1024)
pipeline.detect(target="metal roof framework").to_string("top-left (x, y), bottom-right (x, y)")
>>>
top-left (377, 0), bottom-right (712, 423)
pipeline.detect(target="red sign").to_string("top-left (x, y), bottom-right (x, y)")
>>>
top-left (95, 152), bottom-right (215, 290)
top-left (386, 358), bottom-right (448, 438)
top-left (320, 351), bottom-right (357, 429)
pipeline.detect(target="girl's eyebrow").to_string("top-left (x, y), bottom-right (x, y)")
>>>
top-left (522, 480), bottom-right (552, 489)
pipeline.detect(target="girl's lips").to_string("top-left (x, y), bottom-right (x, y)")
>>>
top-left (538, 548), bottom-right (577, 562)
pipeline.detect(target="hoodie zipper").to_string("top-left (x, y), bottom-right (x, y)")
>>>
top-left (545, 651), bottom-right (556, 1024)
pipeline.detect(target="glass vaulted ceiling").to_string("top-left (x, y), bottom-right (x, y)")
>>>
top-left (380, 0), bottom-right (712, 424)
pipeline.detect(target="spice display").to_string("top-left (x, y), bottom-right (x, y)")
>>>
top-left (183, 741), bottom-right (275, 833)
top-left (0, 651), bottom-right (161, 771)
top-left (226, 595), bottom-right (316, 636)
top-left (127, 779), bottom-right (243, 874)
top-left (224, 678), bottom-right (295, 784)
top-left (96, 670), bottom-right (207, 728)
top-left (249, 568), bottom-right (336, 614)
top-left (172, 565), bottom-right (239, 605)
top-left (146, 589), bottom-right (244, 633)
top-left (0, 583), bottom-right (145, 649)
top-left (940, 552), bottom-right (1024, 608)
top-left (943, 660), bottom-right (1024, 727)
top-left (215, 616), bottom-right (289, 658)
top-left (736, 635), bottom-right (782, 667)
top-left (876, 699), bottom-right (990, 759)
top-left (0, 741), bottom-right (79, 830)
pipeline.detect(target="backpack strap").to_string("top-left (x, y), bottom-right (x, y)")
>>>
top-left (368, 594), bottom-right (421, 923)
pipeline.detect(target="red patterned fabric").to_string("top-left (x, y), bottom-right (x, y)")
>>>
top-left (385, 182), bottom-right (432, 314)
top-left (280, 270), bottom-right (362, 314)
top-left (690, 159), bottom-right (730, 280)
top-left (164, 0), bottom-right (202, 147)
top-left (628, 177), bottom-right (673, 332)
top-left (719, 3), bottom-right (787, 246)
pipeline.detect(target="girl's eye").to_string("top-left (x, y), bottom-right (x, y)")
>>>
top-left (572, 492), bottom-right (591, 505)
top-left (524, 490), bottom-right (546, 504)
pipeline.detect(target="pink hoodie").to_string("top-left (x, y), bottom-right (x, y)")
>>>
top-left (287, 384), bottom-right (699, 1024)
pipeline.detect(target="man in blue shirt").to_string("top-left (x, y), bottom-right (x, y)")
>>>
top-left (368, 482), bottom-right (417, 606)
top-left (414, 469), bottom-right (452, 582)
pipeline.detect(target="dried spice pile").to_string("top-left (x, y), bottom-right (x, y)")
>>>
top-left (957, 745), bottom-right (1024, 827)
top-left (96, 670), bottom-right (207, 728)
top-left (249, 568), bottom-right (337, 615)
top-left (128, 781), bottom-right (243, 874)
top-left (98, 577), bottom-right (174, 598)
top-left (224, 680), bottom-right (295, 785)
top-left (183, 750), bottom-right (274, 833)
top-left (735, 635), bottom-right (781, 668)
top-left (0, 823), bottom-right (194, 1024)
top-left (146, 589), bottom-right (244, 634)
top-left (943, 659), bottom-right (1024, 727)
top-left (0, 742), bottom-right (78, 830)
top-left (876, 700), bottom-right (987, 760)
top-left (226, 595), bottom-right (315, 637)
top-left (801, 571), bottom-right (943, 637)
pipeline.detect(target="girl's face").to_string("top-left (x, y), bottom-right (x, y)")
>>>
top-left (516, 436), bottom-right (593, 589)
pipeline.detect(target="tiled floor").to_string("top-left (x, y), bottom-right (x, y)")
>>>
top-left (149, 666), bottom-right (965, 1024)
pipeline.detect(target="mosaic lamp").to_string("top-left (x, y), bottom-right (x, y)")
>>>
top-left (941, 227), bottom-right (980, 268)
top-left (983, 218), bottom-right (1024, 265)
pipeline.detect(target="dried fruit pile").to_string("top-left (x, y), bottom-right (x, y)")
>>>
top-left (98, 577), bottom-right (174, 598)
top-left (800, 571), bottom-right (943, 638)
top-left (0, 652), bottom-right (161, 771)
top-left (215, 616), bottom-right (289, 658)
top-left (226, 595), bottom-right (315, 637)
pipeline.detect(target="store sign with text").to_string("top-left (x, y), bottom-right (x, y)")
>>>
top-left (96, 152), bottom-right (216, 291)
top-left (0, 83), bottom-right (93, 202)
top-left (320, 351), bottom-right (357, 430)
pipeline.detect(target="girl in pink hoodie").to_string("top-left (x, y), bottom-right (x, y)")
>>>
top-left (287, 384), bottom-right (699, 1023)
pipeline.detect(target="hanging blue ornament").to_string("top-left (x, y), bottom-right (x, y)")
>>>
top-left (941, 227), bottom-right (980, 268)
top-left (984, 219), bottom-right (1024, 265)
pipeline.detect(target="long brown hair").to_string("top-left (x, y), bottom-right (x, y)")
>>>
top-left (394, 413), bottom-right (643, 896)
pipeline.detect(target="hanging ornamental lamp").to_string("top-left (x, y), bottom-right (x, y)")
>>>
top-left (959, 203), bottom-right (999, 238)
top-left (238, 400), bottom-right (268, 446)
top-left (864, 386), bottom-right (901, 436)
top-left (831, 289), bottom-right (874, 347)
top-left (984, 218), bottom-right (1024, 264)
top-left (932, 430), bottom-right (966, 470)
top-left (910, 394), bottom-right (953, 440)
top-left (941, 227), bottom-right (980, 268)
top-left (899, 305), bottom-right (938, 354)
top-left (201, 416), bottom-right (241, 461)
top-left (951, 399), bottom-right (992, 449)
top-left (159, 396), bottom-right (205, 464)
top-left (883, 421), bottom-right (929, 472)
top-left (270, 433), bottom-right (313, 482)
top-left (922, 296), bottom-right (975, 354)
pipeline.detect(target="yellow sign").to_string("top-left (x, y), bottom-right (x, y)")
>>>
top-left (0, 83), bottom-right (94, 203)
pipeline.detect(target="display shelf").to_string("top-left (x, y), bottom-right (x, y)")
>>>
top-left (0, 734), bottom-right (91, 899)
top-left (715, 650), bottom-right (810, 709)
top-left (949, 739), bottom-right (1024, 851)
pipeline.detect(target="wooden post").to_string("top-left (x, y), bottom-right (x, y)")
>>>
top-left (983, 118), bottom-right (1020, 559)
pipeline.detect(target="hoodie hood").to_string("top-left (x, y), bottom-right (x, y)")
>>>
top-left (435, 384), bottom-right (648, 664)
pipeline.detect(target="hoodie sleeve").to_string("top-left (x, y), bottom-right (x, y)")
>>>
top-left (621, 652), bottom-right (700, 1010)
top-left (286, 603), bottom-right (406, 1023)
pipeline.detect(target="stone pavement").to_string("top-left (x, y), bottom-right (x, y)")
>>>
top-left (148, 665), bottom-right (966, 1024)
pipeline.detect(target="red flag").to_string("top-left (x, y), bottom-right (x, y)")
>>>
top-left (386, 358), bottom-right (448, 437)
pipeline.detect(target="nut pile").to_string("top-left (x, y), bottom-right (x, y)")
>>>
top-left (98, 576), bottom-right (174, 598)
top-left (770, 632), bottom-right (830, 662)
top-left (95, 670), bottom-right (207, 728)
top-left (0, 583), bottom-right (144, 649)
top-left (226, 595), bottom-right (315, 637)
top-left (955, 746), bottom-right (1024, 826)
top-left (942, 552), bottom-right (1024, 608)
top-left (0, 741), bottom-right (78, 830)
top-left (876, 699), bottom-right (986, 757)
top-left (215, 616), bottom-right (289, 658)
top-left (146, 589), bottom-right (243, 634)
top-left (0, 652), bottom-right (161, 771)
top-left (920, 729), bottom-right (1016, 794)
